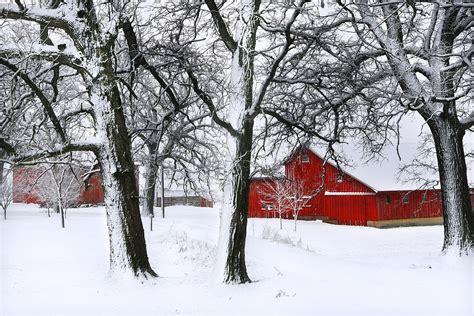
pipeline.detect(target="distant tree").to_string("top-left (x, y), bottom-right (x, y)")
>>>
top-left (259, 177), bottom-right (291, 230)
top-left (286, 178), bottom-right (321, 232)
top-left (34, 161), bottom-right (81, 228)
top-left (120, 17), bottom-right (219, 218)
top-left (0, 160), bottom-right (13, 220)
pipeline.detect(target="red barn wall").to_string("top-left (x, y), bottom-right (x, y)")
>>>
top-left (323, 195), bottom-right (374, 225)
top-left (376, 190), bottom-right (442, 221)
top-left (12, 167), bottom-right (42, 204)
top-left (284, 148), bottom-right (376, 224)
top-left (284, 148), bottom-right (325, 219)
top-left (79, 174), bottom-right (104, 205)
top-left (249, 178), bottom-right (283, 218)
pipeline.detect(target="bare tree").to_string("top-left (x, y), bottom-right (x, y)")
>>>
top-left (0, 160), bottom-right (13, 220)
top-left (33, 161), bottom-right (81, 228)
top-left (0, 1), bottom-right (156, 276)
top-left (286, 178), bottom-right (321, 232)
top-left (181, 0), bottom-right (311, 284)
top-left (118, 15), bottom-right (220, 219)
top-left (337, 0), bottom-right (474, 253)
top-left (258, 177), bottom-right (291, 230)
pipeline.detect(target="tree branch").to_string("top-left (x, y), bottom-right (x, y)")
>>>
top-left (186, 68), bottom-right (239, 138)
top-left (0, 5), bottom-right (82, 51)
top-left (204, 0), bottom-right (237, 52)
top-left (250, 0), bottom-right (310, 119)
top-left (0, 57), bottom-right (67, 142)
top-left (14, 142), bottom-right (99, 163)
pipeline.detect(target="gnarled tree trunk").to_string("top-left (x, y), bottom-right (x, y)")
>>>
top-left (217, 0), bottom-right (259, 284)
top-left (428, 114), bottom-right (474, 253)
top-left (94, 86), bottom-right (156, 276)
top-left (83, 4), bottom-right (156, 277)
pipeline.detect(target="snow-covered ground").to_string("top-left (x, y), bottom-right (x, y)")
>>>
top-left (1, 203), bottom-right (473, 315)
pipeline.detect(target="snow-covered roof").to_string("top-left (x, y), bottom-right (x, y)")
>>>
top-left (307, 143), bottom-right (430, 192)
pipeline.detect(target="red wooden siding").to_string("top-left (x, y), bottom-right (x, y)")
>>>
top-left (248, 178), bottom-right (289, 219)
top-left (284, 149), bottom-right (323, 220)
top-left (323, 195), bottom-right (373, 225)
top-left (199, 197), bottom-right (214, 208)
top-left (377, 190), bottom-right (442, 221)
top-left (79, 174), bottom-right (104, 205)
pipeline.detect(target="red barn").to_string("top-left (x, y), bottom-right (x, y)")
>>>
top-left (248, 146), bottom-right (461, 228)
top-left (13, 166), bottom-right (104, 206)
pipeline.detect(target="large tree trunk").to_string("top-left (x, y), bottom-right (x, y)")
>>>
top-left (95, 90), bottom-right (157, 277)
top-left (82, 6), bottom-right (156, 278)
top-left (428, 115), bottom-right (474, 253)
top-left (220, 123), bottom-right (253, 284)
top-left (0, 160), bottom-right (4, 220)
top-left (217, 0), bottom-right (259, 284)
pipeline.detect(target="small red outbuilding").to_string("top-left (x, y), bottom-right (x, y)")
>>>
top-left (13, 166), bottom-right (104, 206)
top-left (248, 146), bottom-right (466, 228)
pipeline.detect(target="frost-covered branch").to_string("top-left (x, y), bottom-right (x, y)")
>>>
top-left (0, 4), bottom-right (82, 51)
top-left (0, 57), bottom-right (67, 142)
top-left (14, 142), bottom-right (100, 164)
top-left (250, 0), bottom-right (310, 118)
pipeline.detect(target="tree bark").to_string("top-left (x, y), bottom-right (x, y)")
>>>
top-left (60, 205), bottom-right (65, 228)
top-left (222, 123), bottom-right (253, 284)
top-left (142, 152), bottom-right (158, 217)
top-left (93, 76), bottom-right (157, 277)
top-left (82, 5), bottom-right (156, 278)
top-left (0, 160), bottom-right (4, 220)
top-left (215, 0), bottom-right (261, 284)
top-left (428, 115), bottom-right (474, 253)
top-left (161, 163), bottom-right (165, 218)
top-left (354, 3), bottom-right (474, 254)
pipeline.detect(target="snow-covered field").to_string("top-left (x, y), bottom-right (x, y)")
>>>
top-left (1, 204), bottom-right (473, 315)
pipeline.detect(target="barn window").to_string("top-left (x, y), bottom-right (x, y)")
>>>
top-left (302, 154), bottom-right (309, 163)
top-left (267, 204), bottom-right (274, 211)
top-left (385, 195), bottom-right (390, 204)
top-left (403, 195), bottom-right (409, 204)
top-left (261, 202), bottom-right (266, 210)
top-left (336, 173), bottom-right (343, 183)
top-left (422, 193), bottom-right (427, 202)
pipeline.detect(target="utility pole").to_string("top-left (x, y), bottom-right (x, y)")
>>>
top-left (161, 163), bottom-right (165, 218)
